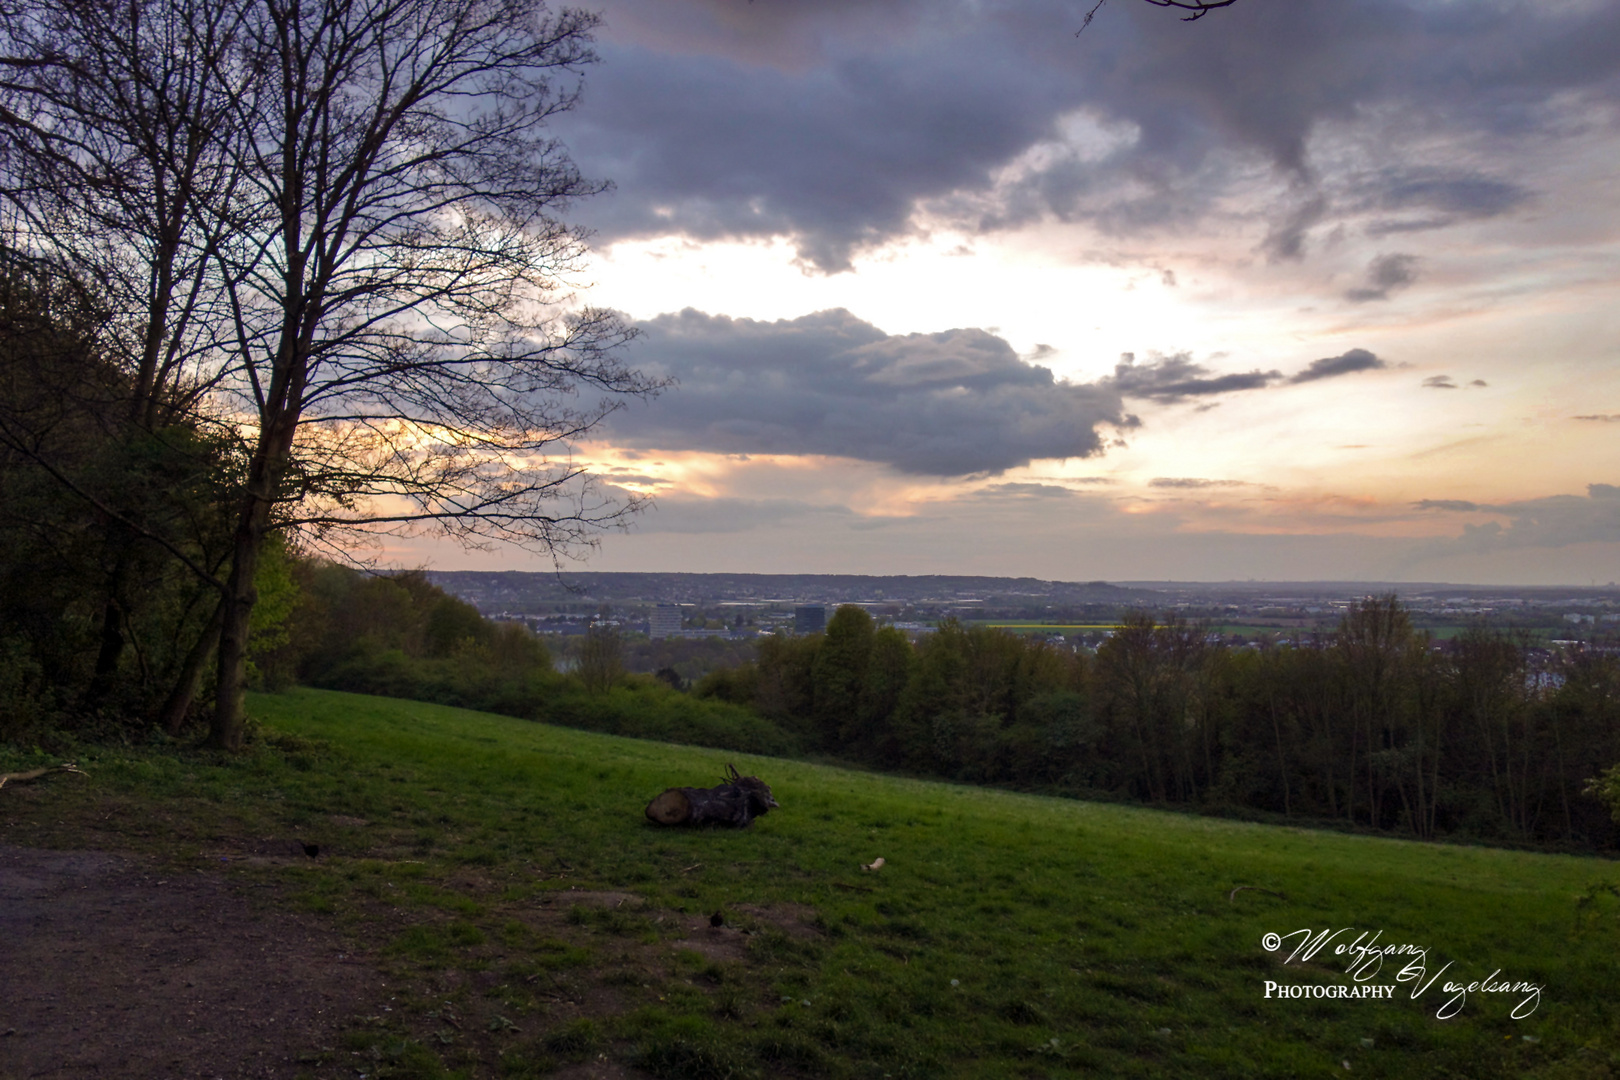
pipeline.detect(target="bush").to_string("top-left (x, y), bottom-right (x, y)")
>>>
top-left (0, 634), bottom-right (50, 740)
top-left (539, 681), bottom-right (800, 757)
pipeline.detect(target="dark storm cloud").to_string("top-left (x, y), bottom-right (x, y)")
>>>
top-left (602, 308), bottom-right (1127, 476)
top-left (560, 0), bottom-right (1619, 270)
top-left (559, 16), bottom-right (1071, 271)
top-left (1288, 348), bottom-right (1388, 384)
top-left (1106, 352), bottom-right (1281, 403)
top-left (1345, 255), bottom-right (1419, 303)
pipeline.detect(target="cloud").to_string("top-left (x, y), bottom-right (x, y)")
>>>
top-left (1414, 499), bottom-right (1481, 511)
top-left (561, 9), bottom-right (1076, 271)
top-left (1107, 352), bottom-right (1282, 404)
top-left (602, 473), bottom-right (670, 487)
top-left (1149, 477), bottom-right (1251, 489)
top-left (1357, 168), bottom-right (1534, 235)
top-left (559, 0), bottom-right (1617, 269)
top-left (1345, 254), bottom-right (1420, 302)
top-left (1260, 194), bottom-right (1329, 262)
top-left (601, 311), bottom-right (1332, 477)
top-left (978, 482), bottom-right (1077, 498)
top-left (1576, 414), bottom-right (1620, 422)
top-left (1424, 483), bottom-right (1620, 554)
top-left (602, 308), bottom-right (1126, 475)
top-left (1288, 347), bottom-right (1388, 384)
top-left (600, 310), bottom-right (1425, 480)
top-left (1423, 375), bottom-right (1458, 389)
top-left (609, 490), bottom-right (853, 534)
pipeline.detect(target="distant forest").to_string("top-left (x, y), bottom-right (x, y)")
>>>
top-left (693, 600), bottom-right (1620, 849)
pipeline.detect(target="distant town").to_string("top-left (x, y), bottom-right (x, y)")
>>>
top-left (428, 571), bottom-right (1620, 649)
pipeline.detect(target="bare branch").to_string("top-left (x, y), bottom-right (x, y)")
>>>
top-left (1078, 0), bottom-right (1239, 36)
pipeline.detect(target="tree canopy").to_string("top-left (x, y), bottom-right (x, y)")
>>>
top-left (0, 0), bottom-right (655, 746)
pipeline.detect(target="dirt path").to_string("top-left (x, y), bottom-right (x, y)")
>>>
top-left (0, 844), bottom-right (382, 1080)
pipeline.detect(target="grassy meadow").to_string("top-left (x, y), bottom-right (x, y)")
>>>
top-left (3, 687), bottom-right (1619, 1079)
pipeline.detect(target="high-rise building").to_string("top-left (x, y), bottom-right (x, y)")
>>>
top-left (649, 604), bottom-right (683, 639)
top-left (794, 605), bottom-right (827, 634)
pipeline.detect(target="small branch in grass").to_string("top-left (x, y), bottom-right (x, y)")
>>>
top-left (831, 881), bottom-right (875, 893)
top-left (1228, 885), bottom-right (1287, 902)
top-left (682, 863), bottom-right (702, 873)
top-left (0, 763), bottom-right (87, 790)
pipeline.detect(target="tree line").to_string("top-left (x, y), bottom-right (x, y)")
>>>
top-left (695, 601), bottom-right (1620, 848)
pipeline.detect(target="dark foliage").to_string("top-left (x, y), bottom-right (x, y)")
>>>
top-left (0, 254), bottom-right (242, 737)
top-left (692, 602), bottom-right (1620, 850)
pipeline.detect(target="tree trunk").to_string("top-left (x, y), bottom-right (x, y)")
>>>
top-left (159, 594), bottom-right (225, 735)
top-left (209, 453), bottom-right (282, 750)
top-left (87, 592), bottom-right (126, 701)
top-left (84, 543), bottom-right (136, 707)
top-left (1268, 688), bottom-right (1291, 817)
top-left (208, 325), bottom-right (304, 751)
top-left (208, 520), bottom-right (262, 751)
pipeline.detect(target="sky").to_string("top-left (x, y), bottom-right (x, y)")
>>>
top-left (407, 0), bottom-right (1620, 585)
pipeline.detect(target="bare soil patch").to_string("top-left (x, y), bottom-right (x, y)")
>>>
top-left (0, 843), bottom-right (383, 1080)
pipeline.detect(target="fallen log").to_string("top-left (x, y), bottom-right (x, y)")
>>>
top-left (0, 763), bottom-right (86, 790)
top-left (646, 764), bottom-right (778, 828)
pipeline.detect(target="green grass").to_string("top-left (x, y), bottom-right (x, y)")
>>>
top-left (4, 686), bottom-right (1619, 1079)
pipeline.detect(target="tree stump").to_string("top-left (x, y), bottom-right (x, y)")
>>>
top-left (645, 788), bottom-right (693, 825)
top-left (645, 765), bottom-right (778, 828)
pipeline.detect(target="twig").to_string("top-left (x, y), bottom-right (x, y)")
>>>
top-left (1078, 0), bottom-right (1239, 35)
top-left (0, 763), bottom-right (87, 790)
top-left (1076, 0), bottom-right (1108, 36)
top-left (1228, 885), bottom-right (1287, 902)
top-left (681, 863), bottom-right (702, 873)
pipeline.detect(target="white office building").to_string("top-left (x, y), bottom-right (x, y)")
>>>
top-left (649, 604), bottom-right (683, 639)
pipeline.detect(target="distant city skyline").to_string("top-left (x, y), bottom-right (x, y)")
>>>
top-left (390, 0), bottom-right (1620, 586)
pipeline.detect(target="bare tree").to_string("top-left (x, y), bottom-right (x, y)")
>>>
top-left (0, 0), bottom-right (254, 703)
top-left (3, 0), bottom-right (659, 748)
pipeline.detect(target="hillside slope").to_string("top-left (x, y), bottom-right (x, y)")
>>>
top-left (2, 687), bottom-right (1616, 1079)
